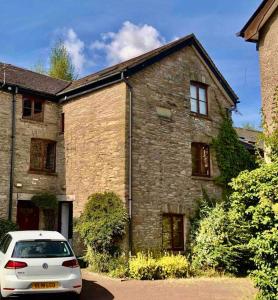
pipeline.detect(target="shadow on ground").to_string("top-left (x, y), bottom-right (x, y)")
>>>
top-left (8, 279), bottom-right (114, 300)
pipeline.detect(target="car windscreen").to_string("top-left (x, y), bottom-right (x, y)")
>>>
top-left (12, 240), bottom-right (74, 258)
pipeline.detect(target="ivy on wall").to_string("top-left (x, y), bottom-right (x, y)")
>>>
top-left (212, 113), bottom-right (257, 190)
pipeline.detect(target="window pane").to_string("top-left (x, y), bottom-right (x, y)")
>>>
top-left (23, 99), bottom-right (32, 118)
top-left (34, 100), bottom-right (43, 121)
top-left (191, 143), bottom-right (201, 175)
top-left (45, 143), bottom-right (56, 172)
top-left (199, 88), bottom-right (206, 101)
top-left (12, 241), bottom-right (73, 258)
top-left (162, 216), bottom-right (171, 250)
top-left (173, 216), bottom-right (184, 249)
top-left (190, 98), bottom-right (198, 113)
top-left (199, 101), bottom-right (207, 115)
top-left (30, 140), bottom-right (43, 170)
top-left (190, 85), bottom-right (197, 99)
top-left (200, 145), bottom-right (210, 176)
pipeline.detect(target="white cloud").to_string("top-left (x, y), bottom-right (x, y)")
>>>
top-left (63, 29), bottom-right (85, 74)
top-left (91, 21), bottom-right (165, 65)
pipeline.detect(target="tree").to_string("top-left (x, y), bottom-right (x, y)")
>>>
top-left (49, 40), bottom-right (76, 81)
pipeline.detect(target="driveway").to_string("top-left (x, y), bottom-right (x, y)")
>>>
top-left (79, 270), bottom-right (257, 300)
top-left (12, 270), bottom-right (257, 300)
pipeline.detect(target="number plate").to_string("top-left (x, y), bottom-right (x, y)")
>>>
top-left (32, 282), bottom-right (59, 289)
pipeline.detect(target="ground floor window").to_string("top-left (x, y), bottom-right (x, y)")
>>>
top-left (162, 214), bottom-right (184, 251)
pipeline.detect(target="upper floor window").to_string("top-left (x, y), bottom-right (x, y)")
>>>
top-left (162, 214), bottom-right (184, 251)
top-left (191, 142), bottom-right (210, 177)
top-left (190, 82), bottom-right (208, 116)
top-left (22, 95), bottom-right (44, 122)
top-left (30, 139), bottom-right (56, 173)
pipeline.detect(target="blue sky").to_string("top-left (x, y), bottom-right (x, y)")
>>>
top-left (0, 0), bottom-right (262, 128)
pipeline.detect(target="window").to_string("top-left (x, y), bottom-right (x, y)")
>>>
top-left (191, 143), bottom-right (210, 177)
top-left (30, 139), bottom-right (56, 173)
top-left (61, 113), bottom-right (65, 133)
top-left (190, 82), bottom-right (208, 116)
top-left (12, 241), bottom-right (73, 258)
top-left (162, 214), bottom-right (184, 251)
top-left (0, 234), bottom-right (12, 254)
top-left (22, 95), bottom-right (44, 121)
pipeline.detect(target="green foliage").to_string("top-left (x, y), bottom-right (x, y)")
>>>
top-left (191, 202), bottom-right (240, 274)
top-left (49, 40), bottom-right (76, 81)
top-left (129, 252), bottom-right (189, 280)
top-left (0, 219), bottom-right (18, 240)
top-left (31, 193), bottom-right (58, 210)
top-left (229, 163), bottom-right (278, 298)
top-left (85, 247), bottom-right (127, 274)
top-left (75, 192), bottom-right (128, 255)
top-left (129, 252), bottom-right (159, 280)
top-left (250, 229), bottom-right (278, 300)
top-left (158, 254), bottom-right (189, 279)
top-left (212, 115), bottom-right (256, 189)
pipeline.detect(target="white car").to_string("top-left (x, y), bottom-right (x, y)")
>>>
top-left (0, 231), bottom-right (82, 299)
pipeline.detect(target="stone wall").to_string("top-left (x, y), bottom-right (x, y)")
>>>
top-left (0, 90), bottom-right (65, 221)
top-left (63, 82), bottom-right (127, 217)
top-left (259, 8), bottom-right (278, 129)
top-left (129, 45), bottom-right (233, 251)
top-left (0, 91), bottom-right (12, 218)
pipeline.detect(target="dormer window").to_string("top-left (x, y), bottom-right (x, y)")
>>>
top-left (190, 82), bottom-right (208, 116)
top-left (22, 95), bottom-right (44, 122)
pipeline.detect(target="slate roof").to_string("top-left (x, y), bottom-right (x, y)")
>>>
top-left (59, 34), bottom-right (238, 103)
top-left (0, 34), bottom-right (238, 103)
top-left (0, 62), bottom-right (70, 96)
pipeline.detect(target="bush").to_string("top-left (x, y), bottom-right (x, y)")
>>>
top-left (250, 229), bottom-right (278, 300)
top-left (0, 219), bottom-right (18, 240)
top-left (129, 253), bottom-right (159, 280)
top-left (158, 254), bottom-right (189, 279)
top-left (129, 252), bottom-right (189, 280)
top-left (229, 162), bottom-right (278, 298)
top-left (75, 192), bottom-right (128, 256)
top-left (191, 203), bottom-right (240, 274)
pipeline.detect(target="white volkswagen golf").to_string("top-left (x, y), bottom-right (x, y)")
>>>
top-left (0, 231), bottom-right (82, 299)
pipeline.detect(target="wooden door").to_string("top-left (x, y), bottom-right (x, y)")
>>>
top-left (17, 201), bottom-right (39, 230)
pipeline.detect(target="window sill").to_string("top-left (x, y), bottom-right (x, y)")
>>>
top-left (190, 112), bottom-right (212, 121)
top-left (28, 170), bottom-right (58, 176)
top-left (191, 175), bottom-right (214, 181)
top-left (21, 118), bottom-right (45, 125)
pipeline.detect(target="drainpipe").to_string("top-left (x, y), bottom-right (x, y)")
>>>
top-left (8, 86), bottom-right (17, 221)
top-left (121, 72), bottom-right (133, 254)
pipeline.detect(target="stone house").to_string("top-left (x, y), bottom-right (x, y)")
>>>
top-left (0, 34), bottom-right (238, 251)
top-left (238, 0), bottom-right (278, 130)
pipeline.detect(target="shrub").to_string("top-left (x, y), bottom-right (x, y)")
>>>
top-left (158, 254), bottom-right (189, 279)
top-left (250, 228), bottom-right (278, 300)
top-left (31, 192), bottom-right (58, 210)
top-left (229, 162), bottom-right (278, 298)
top-left (129, 253), bottom-right (189, 280)
top-left (191, 202), bottom-right (240, 274)
top-left (75, 192), bottom-right (128, 256)
top-left (129, 253), bottom-right (159, 280)
top-left (0, 219), bottom-right (18, 240)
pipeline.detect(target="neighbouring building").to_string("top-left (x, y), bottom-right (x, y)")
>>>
top-left (235, 127), bottom-right (264, 156)
top-left (238, 0), bottom-right (278, 130)
top-left (0, 34), bottom-right (238, 251)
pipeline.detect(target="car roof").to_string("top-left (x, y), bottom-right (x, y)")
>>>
top-left (8, 231), bottom-right (66, 242)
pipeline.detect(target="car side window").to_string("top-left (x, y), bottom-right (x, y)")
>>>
top-left (0, 235), bottom-right (8, 253)
top-left (0, 235), bottom-right (12, 254)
